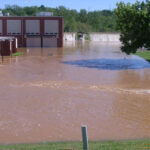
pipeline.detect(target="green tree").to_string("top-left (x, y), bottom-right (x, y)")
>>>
top-left (79, 9), bottom-right (87, 23)
top-left (115, 0), bottom-right (150, 54)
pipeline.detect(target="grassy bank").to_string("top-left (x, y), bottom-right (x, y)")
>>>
top-left (1, 140), bottom-right (150, 150)
top-left (135, 51), bottom-right (150, 62)
top-left (12, 52), bottom-right (24, 56)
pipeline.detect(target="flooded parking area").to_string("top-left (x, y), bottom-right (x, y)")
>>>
top-left (1, 41), bottom-right (150, 144)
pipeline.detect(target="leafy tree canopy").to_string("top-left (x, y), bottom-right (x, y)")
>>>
top-left (115, 0), bottom-right (150, 54)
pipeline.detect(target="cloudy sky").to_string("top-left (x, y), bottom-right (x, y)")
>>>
top-left (1, 0), bottom-right (144, 10)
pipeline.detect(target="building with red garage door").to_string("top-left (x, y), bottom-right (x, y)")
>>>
top-left (0, 12), bottom-right (63, 48)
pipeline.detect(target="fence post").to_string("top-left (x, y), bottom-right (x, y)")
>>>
top-left (81, 125), bottom-right (88, 150)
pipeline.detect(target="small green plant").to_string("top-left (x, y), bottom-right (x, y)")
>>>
top-left (12, 52), bottom-right (24, 56)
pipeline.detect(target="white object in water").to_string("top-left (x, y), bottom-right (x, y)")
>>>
top-left (27, 49), bottom-right (30, 53)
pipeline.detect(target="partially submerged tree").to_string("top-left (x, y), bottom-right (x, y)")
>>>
top-left (115, 0), bottom-right (150, 54)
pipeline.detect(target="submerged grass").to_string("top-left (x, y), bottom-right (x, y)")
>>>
top-left (12, 52), bottom-right (24, 56)
top-left (1, 139), bottom-right (150, 150)
top-left (135, 51), bottom-right (150, 62)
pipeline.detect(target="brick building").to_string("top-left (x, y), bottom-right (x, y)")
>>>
top-left (0, 16), bottom-right (63, 48)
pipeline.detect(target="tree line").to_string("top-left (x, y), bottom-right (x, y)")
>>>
top-left (1, 5), bottom-right (117, 33)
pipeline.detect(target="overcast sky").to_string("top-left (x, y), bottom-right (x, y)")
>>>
top-left (0, 0), bottom-right (144, 11)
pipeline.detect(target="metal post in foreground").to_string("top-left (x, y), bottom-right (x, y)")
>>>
top-left (81, 125), bottom-right (88, 150)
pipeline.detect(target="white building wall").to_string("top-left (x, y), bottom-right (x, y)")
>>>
top-left (26, 20), bottom-right (40, 34)
top-left (63, 32), bottom-right (76, 41)
top-left (44, 20), bottom-right (58, 34)
top-left (89, 33), bottom-right (120, 42)
top-left (7, 20), bottom-right (21, 34)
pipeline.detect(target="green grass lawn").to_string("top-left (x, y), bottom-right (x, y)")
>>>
top-left (0, 140), bottom-right (150, 150)
top-left (135, 51), bottom-right (150, 62)
top-left (12, 52), bottom-right (24, 56)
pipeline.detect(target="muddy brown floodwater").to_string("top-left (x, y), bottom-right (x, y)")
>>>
top-left (1, 41), bottom-right (150, 144)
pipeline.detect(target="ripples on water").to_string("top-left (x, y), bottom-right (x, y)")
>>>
top-left (63, 58), bottom-right (150, 70)
top-left (1, 42), bottom-right (150, 144)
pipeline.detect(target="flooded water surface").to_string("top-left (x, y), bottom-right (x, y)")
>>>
top-left (1, 41), bottom-right (150, 144)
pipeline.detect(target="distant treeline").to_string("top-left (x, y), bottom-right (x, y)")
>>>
top-left (1, 5), bottom-right (117, 33)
